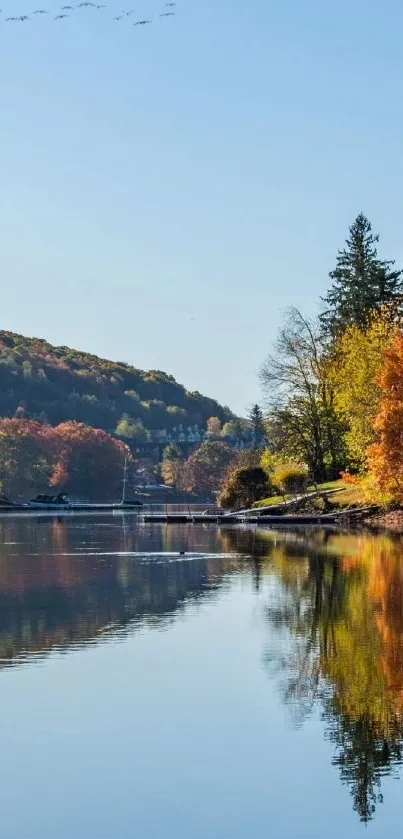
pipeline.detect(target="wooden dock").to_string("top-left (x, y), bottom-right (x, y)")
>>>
top-left (0, 502), bottom-right (143, 515)
top-left (142, 513), bottom-right (338, 525)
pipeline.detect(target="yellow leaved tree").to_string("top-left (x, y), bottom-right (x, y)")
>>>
top-left (328, 313), bottom-right (397, 469)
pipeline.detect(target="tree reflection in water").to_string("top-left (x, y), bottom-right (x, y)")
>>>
top-left (0, 517), bottom-right (244, 664)
top-left (225, 528), bottom-right (403, 823)
top-left (1, 518), bottom-right (403, 822)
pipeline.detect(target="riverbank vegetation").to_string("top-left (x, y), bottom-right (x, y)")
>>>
top-left (0, 332), bottom-right (244, 498)
top-left (220, 213), bottom-right (403, 512)
top-left (0, 419), bottom-right (131, 499)
top-left (161, 440), bottom-right (234, 495)
top-left (129, 211), bottom-right (403, 511)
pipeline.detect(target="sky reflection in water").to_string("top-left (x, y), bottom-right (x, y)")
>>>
top-left (0, 516), bottom-right (402, 837)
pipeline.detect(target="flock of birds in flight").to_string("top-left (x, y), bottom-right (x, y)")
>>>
top-left (2, 0), bottom-right (176, 22)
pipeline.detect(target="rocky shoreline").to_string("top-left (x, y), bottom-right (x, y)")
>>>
top-left (364, 509), bottom-right (403, 533)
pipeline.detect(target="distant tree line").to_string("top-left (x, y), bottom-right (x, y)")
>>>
top-left (0, 419), bottom-right (131, 499)
top-left (0, 332), bottom-right (233, 437)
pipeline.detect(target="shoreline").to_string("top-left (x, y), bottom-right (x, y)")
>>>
top-left (364, 510), bottom-right (403, 533)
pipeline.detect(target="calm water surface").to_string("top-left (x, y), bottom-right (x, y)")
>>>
top-left (0, 515), bottom-right (402, 837)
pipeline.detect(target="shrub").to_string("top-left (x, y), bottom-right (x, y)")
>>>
top-left (273, 462), bottom-right (308, 496)
top-left (340, 470), bottom-right (359, 485)
top-left (219, 467), bottom-right (271, 510)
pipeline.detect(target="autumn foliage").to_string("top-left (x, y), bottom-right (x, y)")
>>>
top-left (0, 419), bottom-right (132, 499)
top-left (218, 466), bottom-right (271, 510)
top-left (161, 441), bottom-right (233, 495)
top-left (328, 314), bottom-right (397, 468)
top-left (366, 333), bottom-right (403, 502)
top-left (0, 330), bottom-right (232, 435)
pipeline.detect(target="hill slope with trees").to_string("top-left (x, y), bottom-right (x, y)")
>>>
top-left (0, 331), bottom-right (233, 436)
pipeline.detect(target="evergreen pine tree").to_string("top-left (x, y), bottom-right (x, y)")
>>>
top-left (248, 403), bottom-right (266, 446)
top-left (320, 213), bottom-right (403, 335)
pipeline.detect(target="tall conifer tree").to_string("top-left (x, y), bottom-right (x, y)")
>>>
top-left (248, 403), bottom-right (266, 446)
top-left (320, 214), bottom-right (402, 335)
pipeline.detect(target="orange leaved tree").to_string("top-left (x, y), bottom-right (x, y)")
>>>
top-left (0, 418), bottom-right (133, 500)
top-left (0, 418), bottom-right (57, 498)
top-left (367, 332), bottom-right (403, 502)
top-left (51, 422), bottom-right (132, 498)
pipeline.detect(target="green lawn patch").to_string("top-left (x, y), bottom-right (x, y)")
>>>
top-left (253, 479), bottom-right (347, 508)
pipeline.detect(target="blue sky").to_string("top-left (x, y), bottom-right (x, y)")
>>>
top-left (2, 0), bottom-right (403, 415)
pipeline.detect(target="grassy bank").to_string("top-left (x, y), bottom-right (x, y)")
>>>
top-left (253, 479), bottom-right (364, 510)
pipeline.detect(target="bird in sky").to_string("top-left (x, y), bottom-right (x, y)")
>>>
top-left (1, 2), bottom-right (178, 29)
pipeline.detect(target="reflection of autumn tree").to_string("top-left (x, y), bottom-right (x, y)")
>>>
top-left (238, 529), bottom-right (403, 822)
top-left (0, 519), bottom-right (244, 665)
top-left (367, 540), bottom-right (403, 702)
top-left (265, 546), bottom-right (346, 716)
top-left (325, 704), bottom-right (402, 821)
top-left (319, 546), bottom-right (403, 821)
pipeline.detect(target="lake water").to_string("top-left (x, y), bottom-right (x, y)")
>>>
top-left (0, 516), bottom-right (403, 837)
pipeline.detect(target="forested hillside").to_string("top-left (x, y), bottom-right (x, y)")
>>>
top-left (0, 332), bottom-right (232, 435)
